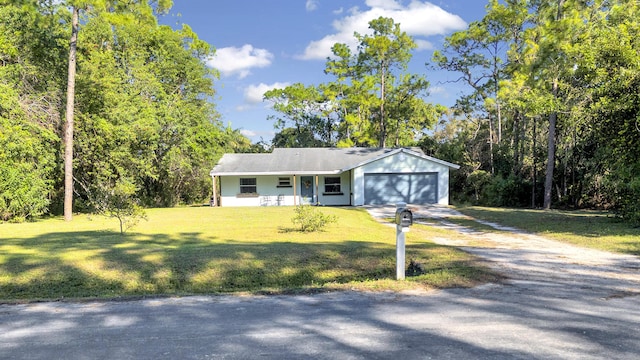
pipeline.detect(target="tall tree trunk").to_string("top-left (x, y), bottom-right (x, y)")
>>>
top-left (512, 111), bottom-right (521, 175)
top-left (64, 6), bottom-right (79, 221)
top-left (488, 115), bottom-right (495, 174)
top-left (395, 117), bottom-right (400, 147)
top-left (532, 116), bottom-right (537, 208)
top-left (379, 66), bottom-right (386, 148)
top-left (493, 45), bottom-right (502, 143)
top-left (543, 0), bottom-right (564, 210)
top-left (496, 101), bottom-right (502, 143)
top-left (543, 78), bottom-right (558, 210)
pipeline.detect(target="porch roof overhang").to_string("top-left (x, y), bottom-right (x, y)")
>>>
top-left (209, 170), bottom-right (342, 177)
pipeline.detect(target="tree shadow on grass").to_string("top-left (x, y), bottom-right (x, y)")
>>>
top-left (2, 230), bottom-right (465, 302)
top-left (277, 226), bottom-right (332, 233)
top-left (278, 226), bottom-right (301, 233)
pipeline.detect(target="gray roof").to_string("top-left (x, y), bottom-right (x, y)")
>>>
top-left (210, 147), bottom-right (459, 176)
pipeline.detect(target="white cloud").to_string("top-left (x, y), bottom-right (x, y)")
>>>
top-left (429, 85), bottom-right (445, 94)
top-left (240, 129), bottom-right (257, 137)
top-left (243, 82), bottom-right (292, 105)
top-left (238, 129), bottom-right (275, 143)
top-left (414, 39), bottom-right (433, 50)
top-left (207, 45), bottom-right (274, 79)
top-left (306, 0), bottom-right (318, 11)
top-left (300, 0), bottom-right (467, 60)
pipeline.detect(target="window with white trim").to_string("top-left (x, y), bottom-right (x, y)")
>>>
top-left (277, 177), bottom-right (292, 187)
top-left (239, 178), bottom-right (257, 194)
top-left (324, 176), bottom-right (341, 194)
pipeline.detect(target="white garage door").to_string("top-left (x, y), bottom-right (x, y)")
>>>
top-left (364, 172), bottom-right (438, 205)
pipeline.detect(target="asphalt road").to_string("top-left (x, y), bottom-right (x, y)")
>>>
top-left (2, 206), bottom-right (640, 359)
top-left (1, 283), bottom-right (639, 359)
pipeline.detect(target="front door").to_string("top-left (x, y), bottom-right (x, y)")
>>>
top-left (300, 176), bottom-right (314, 205)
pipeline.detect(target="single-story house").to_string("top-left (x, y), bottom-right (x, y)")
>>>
top-left (209, 147), bottom-right (460, 207)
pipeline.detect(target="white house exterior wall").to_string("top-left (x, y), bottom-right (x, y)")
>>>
top-left (352, 152), bottom-right (451, 206)
top-left (219, 176), bottom-right (290, 207)
top-left (317, 172), bottom-right (351, 206)
top-left (219, 173), bottom-right (351, 207)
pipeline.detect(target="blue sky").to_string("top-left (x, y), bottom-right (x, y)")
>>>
top-left (159, 0), bottom-right (489, 143)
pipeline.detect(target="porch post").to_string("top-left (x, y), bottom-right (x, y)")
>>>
top-left (293, 175), bottom-right (297, 206)
top-left (211, 175), bottom-right (218, 207)
top-left (315, 175), bottom-right (319, 205)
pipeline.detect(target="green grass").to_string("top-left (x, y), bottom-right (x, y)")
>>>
top-left (456, 206), bottom-right (640, 256)
top-left (0, 207), bottom-right (499, 302)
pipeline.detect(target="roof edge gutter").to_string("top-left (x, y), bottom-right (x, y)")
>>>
top-left (209, 170), bottom-right (343, 176)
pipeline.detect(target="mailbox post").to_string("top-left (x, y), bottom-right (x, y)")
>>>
top-left (394, 202), bottom-right (413, 280)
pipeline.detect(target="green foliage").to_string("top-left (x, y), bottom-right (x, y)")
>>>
top-left (265, 83), bottom-right (334, 147)
top-left (483, 175), bottom-right (531, 207)
top-left (3, 0), bottom-right (640, 228)
top-left (272, 127), bottom-right (327, 148)
top-left (0, 1), bottom-right (249, 221)
top-left (572, 1), bottom-right (640, 220)
top-left (467, 170), bottom-right (492, 203)
top-left (72, 12), bottom-right (225, 208)
top-left (93, 177), bottom-right (148, 234)
top-left (615, 180), bottom-right (640, 226)
top-left (604, 165), bottom-right (640, 226)
top-left (0, 165), bottom-right (51, 223)
top-left (429, 0), bottom-right (640, 223)
top-left (291, 205), bottom-right (338, 232)
top-left (0, 4), bottom-right (63, 222)
top-left (265, 17), bottom-right (434, 148)
top-left (0, 83), bottom-right (57, 222)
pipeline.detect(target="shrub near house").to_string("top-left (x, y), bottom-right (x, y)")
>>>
top-left (291, 205), bottom-right (338, 232)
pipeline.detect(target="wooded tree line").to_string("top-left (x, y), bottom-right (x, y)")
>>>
top-left (430, 0), bottom-right (640, 223)
top-left (264, 1), bottom-right (640, 224)
top-left (2, 1), bottom-right (639, 224)
top-left (0, 1), bottom-right (253, 222)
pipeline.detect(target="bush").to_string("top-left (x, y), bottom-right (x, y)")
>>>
top-left (0, 162), bottom-right (51, 223)
top-left (607, 173), bottom-right (640, 226)
top-left (483, 174), bottom-right (531, 207)
top-left (467, 170), bottom-right (492, 203)
top-left (291, 205), bottom-right (337, 232)
top-left (0, 112), bottom-right (56, 222)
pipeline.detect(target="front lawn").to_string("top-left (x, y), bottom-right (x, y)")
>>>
top-left (0, 206), bottom-right (498, 302)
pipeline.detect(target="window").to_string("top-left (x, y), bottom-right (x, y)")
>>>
top-left (324, 176), bottom-right (341, 194)
top-left (239, 178), bottom-right (257, 194)
top-left (277, 177), bottom-right (292, 187)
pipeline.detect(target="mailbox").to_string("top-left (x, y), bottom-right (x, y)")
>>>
top-left (395, 207), bottom-right (413, 227)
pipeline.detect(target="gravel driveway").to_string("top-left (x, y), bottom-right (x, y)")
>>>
top-left (1, 205), bottom-right (639, 359)
top-left (365, 204), bottom-right (640, 301)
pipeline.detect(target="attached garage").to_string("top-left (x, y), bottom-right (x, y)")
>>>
top-left (349, 149), bottom-right (459, 206)
top-left (363, 172), bottom-right (438, 205)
